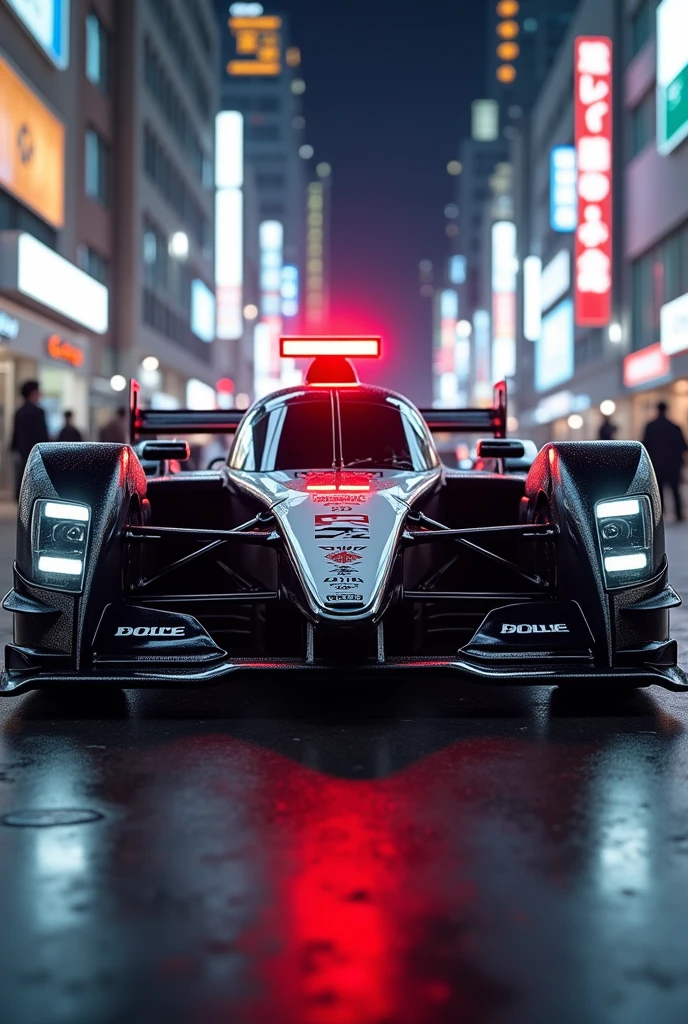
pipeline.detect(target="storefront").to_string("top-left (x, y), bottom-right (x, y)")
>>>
top-left (0, 297), bottom-right (91, 492)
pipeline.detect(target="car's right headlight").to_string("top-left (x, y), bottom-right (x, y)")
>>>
top-left (595, 495), bottom-right (654, 589)
top-left (31, 500), bottom-right (91, 592)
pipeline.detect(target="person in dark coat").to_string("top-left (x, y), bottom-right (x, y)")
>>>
top-left (57, 410), bottom-right (83, 442)
top-left (98, 407), bottom-right (127, 443)
top-left (10, 380), bottom-right (49, 501)
top-left (642, 401), bottom-right (688, 521)
top-left (598, 415), bottom-right (618, 440)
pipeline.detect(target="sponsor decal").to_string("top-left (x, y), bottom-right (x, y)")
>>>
top-left (320, 547), bottom-right (366, 563)
top-left (314, 514), bottom-right (370, 540)
top-left (324, 576), bottom-right (364, 584)
top-left (326, 594), bottom-right (364, 603)
top-left (116, 626), bottom-right (186, 637)
top-left (501, 623), bottom-right (569, 634)
top-left (309, 495), bottom-right (368, 507)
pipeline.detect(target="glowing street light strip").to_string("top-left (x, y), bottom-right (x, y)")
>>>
top-left (604, 554), bottom-right (647, 573)
top-left (596, 499), bottom-right (640, 519)
top-left (38, 556), bottom-right (83, 576)
top-left (280, 338), bottom-right (380, 357)
top-left (44, 503), bottom-right (90, 521)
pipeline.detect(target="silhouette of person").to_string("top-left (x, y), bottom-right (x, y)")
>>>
top-left (643, 401), bottom-right (688, 521)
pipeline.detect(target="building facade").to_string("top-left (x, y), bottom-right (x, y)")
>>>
top-left (512, 0), bottom-right (688, 446)
top-left (0, 0), bottom-right (112, 480)
top-left (214, 2), bottom-right (310, 400)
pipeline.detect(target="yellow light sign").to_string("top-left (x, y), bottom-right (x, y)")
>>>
top-left (0, 57), bottom-right (65, 227)
top-left (228, 15), bottom-right (282, 76)
top-left (496, 64), bottom-right (517, 83)
top-left (497, 41), bottom-right (520, 60)
top-left (496, 0), bottom-right (519, 15)
top-left (497, 19), bottom-right (519, 38)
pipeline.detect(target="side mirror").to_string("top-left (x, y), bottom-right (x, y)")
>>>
top-left (476, 438), bottom-right (526, 459)
top-left (138, 440), bottom-right (190, 462)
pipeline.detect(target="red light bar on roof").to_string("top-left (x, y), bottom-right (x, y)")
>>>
top-left (280, 336), bottom-right (381, 358)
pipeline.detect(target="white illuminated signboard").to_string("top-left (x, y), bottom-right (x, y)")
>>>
top-left (215, 111), bottom-right (243, 189)
top-left (550, 146), bottom-right (577, 232)
top-left (491, 222), bottom-right (516, 380)
top-left (536, 299), bottom-right (574, 392)
top-left (657, 0), bottom-right (688, 155)
top-left (5, 0), bottom-right (69, 68)
top-left (191, 280), bottom-right (216, 343)
top-left (16, 233), bottom-right (108, 333)
top-left (523, 255), bottom-right (542, 342)
top-left (540, 249), bottom-right (571, 312)
top-left (660, 291), bottom-right (688, 355)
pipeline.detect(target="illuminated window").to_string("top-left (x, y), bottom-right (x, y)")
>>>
top-left (85, 13), bottom-right (109, 92)
top-left (85, 129), bottom-right (109, 205)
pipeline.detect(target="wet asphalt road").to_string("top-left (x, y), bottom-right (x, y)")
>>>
top-left (3, 510), bottom-right (688, 1023)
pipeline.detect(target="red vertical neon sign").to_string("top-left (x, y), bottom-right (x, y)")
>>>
top-left (574, 36), bottom-right (613, 327)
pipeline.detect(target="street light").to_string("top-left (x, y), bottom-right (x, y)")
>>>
top-left (142, 356), bottom-right (159, 372)
top-left (456, 320), bottom-right (472, 338)
top-left (447, 160), bottom-right (462, 175)
top-left (600, 400), bottom-right (616, 416)
top-left (568, 414), bottom-right (583, 429)
top-left (168, 231), bottom-right (189, 260)
top-left (243, 303), bottom-right (259, 320)
top-left (608, 323), bottom-right (622, 343)
top-left (299, 144), bottom-right (314, 160)
top-left (110, 374), bottom-right (127, 392)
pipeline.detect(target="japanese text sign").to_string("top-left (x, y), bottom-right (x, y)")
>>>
top-left (574, 37), bottom-right (613, 327)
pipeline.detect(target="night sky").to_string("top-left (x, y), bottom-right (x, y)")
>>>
top-left (281, 0), bottom-right (488, 403)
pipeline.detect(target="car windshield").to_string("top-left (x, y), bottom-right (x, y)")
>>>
top-left (229, 392), bottom-right (438, 472)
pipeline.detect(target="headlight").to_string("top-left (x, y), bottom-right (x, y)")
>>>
top-left (595, 495), bottom-right (653, 589)
top-left (32, 500), bottom-right (91, 592)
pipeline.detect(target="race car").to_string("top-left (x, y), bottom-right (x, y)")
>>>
top-left (2, 335), bottom-right (686, 694)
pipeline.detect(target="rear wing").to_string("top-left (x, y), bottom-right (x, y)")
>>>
top-left (419, 381), bottom-right (507, 438)
top-left (129, 380), bottom-right (243, 443)
top-left (129, 378), bottom-right (507, 443)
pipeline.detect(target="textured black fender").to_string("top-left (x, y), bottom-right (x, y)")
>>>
top-left (523, 441), bottom-right (665, 666)
top-left (12, 443), bottom-right (147, 670)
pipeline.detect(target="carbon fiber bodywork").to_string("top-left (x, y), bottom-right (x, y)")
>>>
top-left (2, 383), bottom-right (687, 695)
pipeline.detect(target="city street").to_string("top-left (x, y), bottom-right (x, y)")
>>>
top-left (1, 509), bottom-right (688, 1023)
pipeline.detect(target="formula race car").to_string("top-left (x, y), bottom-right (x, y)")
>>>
top-left (2, 335), bottom-right (686, 695)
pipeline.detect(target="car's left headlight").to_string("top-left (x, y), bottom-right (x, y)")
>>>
top-left (595, 495), bottom-right (654, 589)
top-left (31, 500), bottom-right (91, 592)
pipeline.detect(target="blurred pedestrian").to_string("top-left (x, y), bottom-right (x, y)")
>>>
top-left (642, 401), bottom-right (688, 521)
top-left (598, 415), bottom-right (618, 440)
top-left (10, 380), bottom-right (49, 501)
top-left (57, 410), bottom-right (83, 442)
top-left (99, 407), bottom-right (128, 443)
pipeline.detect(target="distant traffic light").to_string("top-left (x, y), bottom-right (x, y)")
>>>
top-left (496, 0), bottom-right (519, 83)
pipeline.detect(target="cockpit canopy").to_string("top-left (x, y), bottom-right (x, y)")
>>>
top-left (229, 387), bottom-right (439, 473)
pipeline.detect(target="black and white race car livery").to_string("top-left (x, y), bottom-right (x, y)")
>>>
top-left (2, 336), bottom-right (686, 694)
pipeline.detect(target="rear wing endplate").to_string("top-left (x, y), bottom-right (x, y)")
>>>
top-left (419, 381), bottom-right (507, 437)
top-left (129, 380), bottom-right (243, 443)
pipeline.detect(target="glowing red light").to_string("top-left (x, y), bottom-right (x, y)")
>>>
top-left (310, 381), bottom-right (359, 388)
top-left (305, 472), bottom-right (372, 494)
top-left (216, 377), bottom-right (235, 393)
top-left (280, 336), bottom-right (381, 358)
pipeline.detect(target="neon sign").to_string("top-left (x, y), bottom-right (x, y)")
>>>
top-left (574, 36), bottom-right (613, 327)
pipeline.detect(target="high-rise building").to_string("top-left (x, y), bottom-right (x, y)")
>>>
top-left (215, 2), bottom-right (309, 399)
top-left (115, 0), bottom-right (220, 412)
top-left (0, 0), bottom-right (113, 486)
